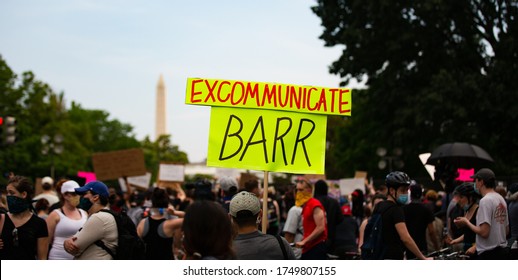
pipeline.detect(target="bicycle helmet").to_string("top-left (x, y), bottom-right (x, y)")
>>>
top-left (453, 182), bottom-right (475, 197)
top-left (385, 171), bottom-right (411, 188)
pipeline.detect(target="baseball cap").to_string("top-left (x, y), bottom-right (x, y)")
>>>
top-left (341, 204), bottom-right (352, 216)
top-left (75, 181), bottom-right (110, 198)
top-left (218, 176), bottom-right (238, 192)
top-left (470, 168), bottom-right (495, 181)
top-left (229, 191), bottom-right (260, 217)
top-left (61, 180), bottom-right (80, 194)
top-left (42, 176), bottom-right (54, 186)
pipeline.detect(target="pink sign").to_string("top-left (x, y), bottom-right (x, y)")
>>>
top-left (77, 171), bottom-right (97, 184)
top-left (456, 168), bottom-right (474, 181)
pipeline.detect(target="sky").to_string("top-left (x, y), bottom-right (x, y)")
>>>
top-left (0, 0), bottom-right (351, 163)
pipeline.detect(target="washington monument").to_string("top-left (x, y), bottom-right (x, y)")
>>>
top-left (155, 74), bottom-right (167, 140)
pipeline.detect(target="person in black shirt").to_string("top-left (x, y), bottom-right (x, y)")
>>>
top-left (1, 176), bottom-right (48, 259)
top-left (314, 180), bottom-right (343, 254)
top-left (375, 171), bottom-right (432, 260)
top-left (404, 181), bottom-right (440, 259)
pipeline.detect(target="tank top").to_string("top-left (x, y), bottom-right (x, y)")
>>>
top-left (48, 208), bottom-right (88, 260)
top-left (143, 217), bottom-right (174, 260)
top-left (463, 206), bottom-right (479, 252)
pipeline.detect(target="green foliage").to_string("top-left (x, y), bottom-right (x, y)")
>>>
top-left (312, 0), bottom-right (518, 179)
top-left (0, 55), bottom-right (188, 185)
top-left (141, 134), bottom-right (188, 183)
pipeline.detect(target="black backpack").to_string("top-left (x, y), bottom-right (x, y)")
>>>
top-left (360, 204), bottom-right (395, 260)
top-left (95, 209), bottom-right (146, 260)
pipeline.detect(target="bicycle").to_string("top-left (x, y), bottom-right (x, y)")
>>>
top-left (426, 247), bottom-right (471, 260)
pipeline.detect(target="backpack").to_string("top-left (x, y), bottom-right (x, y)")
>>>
top-left (360, 204), bottom-right (395, 260)
top-left (95, 209), bottom-right (146, 260)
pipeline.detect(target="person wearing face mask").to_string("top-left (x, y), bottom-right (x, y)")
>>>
top-left (454, 168), bottom-right (509, 259)
top-left (0, 175), bottom-right (49, 259)
top-left (294, 177), bottom-right (328, 259)
top-left (46, 180), bottom-right (88, 260)
top-left (63, 181), bottom-right (117, 260)
top-left (445, 182), bottom-right (480, 257)
top-left (374, 171), bottom-right (432, 260)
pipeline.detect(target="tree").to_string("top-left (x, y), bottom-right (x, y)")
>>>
top-left (1, 55), bottom-right (183, 184)
top-left (141, 134), bottom-right (188, 183)
top-left (312, 0), bottom-right (518, 179)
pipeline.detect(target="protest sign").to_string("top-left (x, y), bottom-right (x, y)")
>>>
top-left (92, 148), bottom-right (146, 180)
top-left (187, 77), bottom-right (352, 233)
top-left (186, 78), bottom-right (351, 116)
top-left (354, 171), bottom-right (367, 179)
top-left (239, 172), bottom-right (259, 190)
top-left (339, 178), bottom-right (365, 196)
top-left (207, 106), bottom-right (327, 174)
top-left (158, 163), bottom-right (185, 182)
top-left (35, 178), bottom-right (43, 195)
top-left (118, 172), bottom-right (152, 191)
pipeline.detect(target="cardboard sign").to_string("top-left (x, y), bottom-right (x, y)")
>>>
top-left (118, 172), bottom-right (152, 191)
top-left (354, 171), bottom-right (367, 179)
top-left (186, 78), bottom-right (352, 116)
top-left (159, 163), bottom-right (185, 182)
top-left (35, 178), bottom-right (43, 196)
top-left (92, 148), bottom-right (146, 180)
top-left (339, 178), bottom-right (365, 196)
top-left (207, 107), bottom-right (326, 174)
top-left (304, 174), bottom-right (327, 182)
top-left (239, 172), bottom-right (259, 190)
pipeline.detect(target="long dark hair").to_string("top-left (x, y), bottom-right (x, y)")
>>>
top-left (182, 201), bottom-right (235, 260)
top-left (351, 188), bottom-right (364, 219)
top-left (151, 187), bottom-right (169, 208)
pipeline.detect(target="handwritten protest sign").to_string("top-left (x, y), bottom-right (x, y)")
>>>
top-left (186, 78), bottom-right (351, 116)
top-left (187, 77), bottom-right (351, 232)
top-left (92, 148), bottom-right (146, 180)
top-left (118, 172), bottom-right (152, 191)
top-left (207, 106), bottom-right (327, 174)
top-left (158, 163), bottom-right (185, 182)
top-left (339, 178), bottom-right (365, 195)
top-left (186, 77), bottom-right (351, 175)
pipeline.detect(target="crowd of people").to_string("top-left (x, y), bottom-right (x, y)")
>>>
top-left (0, 168), bottom-right (516, 260)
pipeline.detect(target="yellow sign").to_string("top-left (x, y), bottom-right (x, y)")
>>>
top-left (186, 78), bottom-right (351, 116)
top-left (208, 107), bottom-right (327, 174)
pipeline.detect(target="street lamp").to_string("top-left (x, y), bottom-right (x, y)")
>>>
top-left (377, 147), bottom-right (404, 171)
top-left (41, 134), bottom-right (64, 179)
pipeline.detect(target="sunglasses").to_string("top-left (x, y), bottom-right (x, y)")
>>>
top-left (12, 228), bottom-right (19, 247)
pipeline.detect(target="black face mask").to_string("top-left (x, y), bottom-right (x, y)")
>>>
top-left (7, 196), bottom-right (30, 214)
top-left (79, 197), bottom-right (93, 211)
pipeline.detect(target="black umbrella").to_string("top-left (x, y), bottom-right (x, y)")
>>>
top-left (426, 142), bottom-right (494, 169)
